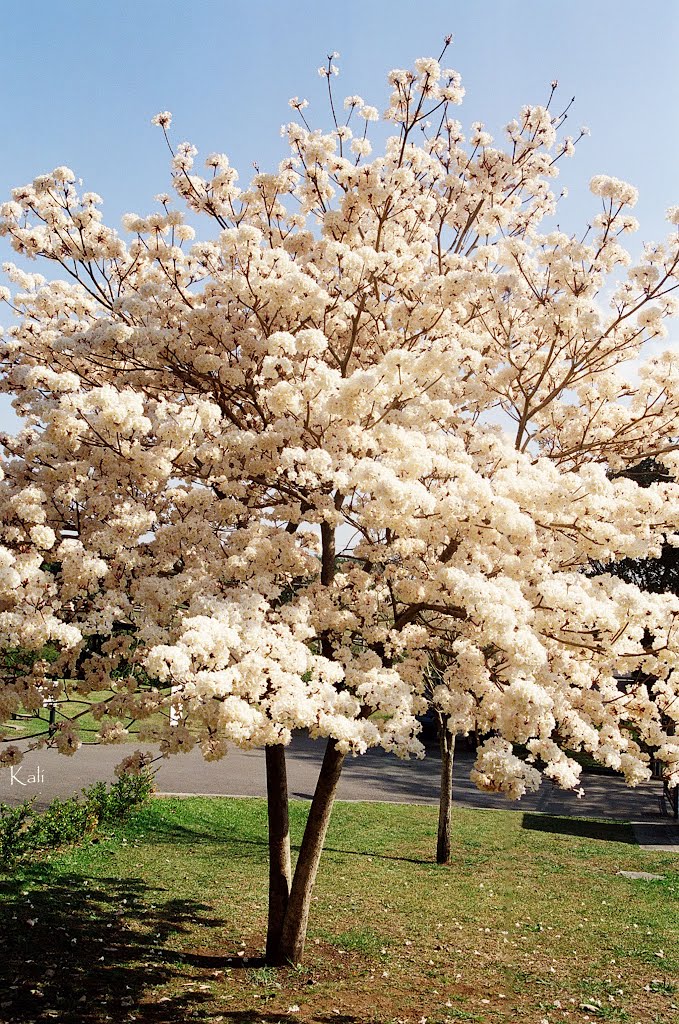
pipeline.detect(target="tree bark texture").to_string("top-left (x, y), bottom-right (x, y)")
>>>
top-left (275, 736), bottom-right (346, 964)
top-left (265, 744), bottom-right (292, 962)
top-left (437, 718), bottom-right (455, 864)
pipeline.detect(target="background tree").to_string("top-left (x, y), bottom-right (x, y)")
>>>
top-left (1, 44), bottom-right (678, 961)
top-left (432, 453), bottom-right (679, 864)
top-left (599, 459), bottom-right (679, 595)
top-left (591, 457), bottom-right (678, 813)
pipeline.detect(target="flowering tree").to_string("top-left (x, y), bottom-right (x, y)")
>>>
top-left (1, 42), bottom-right (679, 962)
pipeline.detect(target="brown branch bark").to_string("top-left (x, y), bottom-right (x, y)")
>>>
top-left (265, 744), bottom-right (292, 962)
top-left (436, 718), bottom-right (455, 865)
top-left (275, 737), bottom-right (346, 964)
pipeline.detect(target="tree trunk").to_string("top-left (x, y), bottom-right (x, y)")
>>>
top-left (265, 744), bottom-right (292, 962)
top-left (275, 736), bottom-right (345, 964)
top-left (437, 717), bottom-right (455, 865)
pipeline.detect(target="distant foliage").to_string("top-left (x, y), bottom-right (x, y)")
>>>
top-left (603, 461), bottom-right (678, 596)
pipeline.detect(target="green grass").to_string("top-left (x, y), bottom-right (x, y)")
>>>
top-left (246, 965), bottom-right (280, 987)
top-left (330, 927), bottom-right (387, 955)
top-left (2, 689), bottom-right (168, 741)
top-left (0, 797), bottom-right (677, 1023)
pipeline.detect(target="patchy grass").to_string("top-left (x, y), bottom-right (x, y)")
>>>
top-left (0, 797), bottom-right (677, 1023)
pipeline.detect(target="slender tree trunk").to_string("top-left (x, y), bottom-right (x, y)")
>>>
top-left (437, 717), bottom-right (455, 865)
top-left (265, 744), bottom-right (292, 962)
top-left (275, 737), bottom-right (346, 964)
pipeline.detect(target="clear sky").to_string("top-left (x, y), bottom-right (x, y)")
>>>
top-left (1, 0), bottom-right (678, 432)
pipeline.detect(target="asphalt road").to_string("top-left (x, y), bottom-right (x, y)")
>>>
top-left (2, 733), bottom-right (678, 849)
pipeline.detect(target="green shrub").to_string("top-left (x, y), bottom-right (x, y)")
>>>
top-left (25, 797), bottom-right (98, 849)
top-left (83, 769), bottom-right (155, 824)
top-left (2, 643), bottom-right (60, 671)
top-left (0, 768), bottom-right (155, 868)
top-left (0, 800), bottom-right (34, 865)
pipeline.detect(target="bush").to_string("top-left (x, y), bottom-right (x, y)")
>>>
top-left (0, 768), bottom-right (155, 867)
top-left (25, 797), bottom-right (98, 849)
top-left (0, 800), bottom-right (34, 865)
top-left (82, 770), bottom-right (155, 824)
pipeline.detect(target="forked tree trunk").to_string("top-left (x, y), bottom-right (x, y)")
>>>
top-left (265, 744), bottom-right (292, 961)
top-left (437, 717), bottom-right (455, 865)
top-left (273, 736), bottom-right (346, 965)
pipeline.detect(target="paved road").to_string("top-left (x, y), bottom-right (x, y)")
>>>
top-left (2, 734), bottom-right (677, 849)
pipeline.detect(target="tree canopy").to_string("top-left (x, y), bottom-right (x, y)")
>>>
top-left (1, 45), bottom-right (678, 960)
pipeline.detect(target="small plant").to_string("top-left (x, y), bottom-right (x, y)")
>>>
top-left (648, 978), bottom-right (676, 995)
top-left (0, 800), bottom-right (34, 865)
top-left (332, 928), bottom-right (385, 956)
top-left (246, 966), bottom-right (279, 987)
top-left (595, 1009), bottom-right (629, 1022)
top-left (287, 960), bottom-right (313, 977)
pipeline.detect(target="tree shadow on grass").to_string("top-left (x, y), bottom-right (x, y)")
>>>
top-left (137, 813), bottom-right (430, 865)
top-left (0, 859), bottom-right (369, 1024)
top-left (521, 812), bottom-right (635, 843)
top-left (0, 862), bottom-right (223, 1023)
top-left (133, 811), bottom-right (270, 857)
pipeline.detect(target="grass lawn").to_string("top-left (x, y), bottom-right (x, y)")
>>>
top-left (0, 798), bottom-right (677, 1024)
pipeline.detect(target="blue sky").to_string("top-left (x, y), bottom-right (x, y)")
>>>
top-left (1, 0), bottom-right (678, 432)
